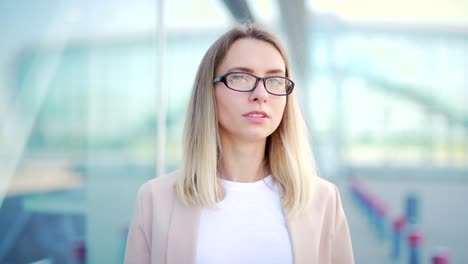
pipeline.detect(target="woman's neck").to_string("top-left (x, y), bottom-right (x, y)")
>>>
top-left (219, 137), bottom-right (268, 183)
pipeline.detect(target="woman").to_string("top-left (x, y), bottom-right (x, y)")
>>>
top-left (124, 23), bottom-right (354, 264)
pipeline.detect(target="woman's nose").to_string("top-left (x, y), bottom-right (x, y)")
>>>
top-left (249, 79), bottom-right (269, 102)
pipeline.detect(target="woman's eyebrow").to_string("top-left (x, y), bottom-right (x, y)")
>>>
top-left (227, 66), bottom-right (285, 75)
top-left (266, 69), bottom-right (285, 75)
top-left (227, 66), bottom-right (254, 73)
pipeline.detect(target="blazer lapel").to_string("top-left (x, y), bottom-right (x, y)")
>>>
top-left (286, 210), bottom-right (317, 264)
top-left (167, 198), bottom-right (201, 264)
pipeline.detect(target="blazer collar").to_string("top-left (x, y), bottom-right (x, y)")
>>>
top-left (286, 211), bottom-right (317, 263)
top-left (167, 197), bottom-right (201, 264)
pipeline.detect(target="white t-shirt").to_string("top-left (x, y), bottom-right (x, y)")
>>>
top-left (196, 175), bottom-right (293, 264)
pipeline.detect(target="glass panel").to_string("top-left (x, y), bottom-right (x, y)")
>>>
top-left (0, 1), bottom-right (160, 263)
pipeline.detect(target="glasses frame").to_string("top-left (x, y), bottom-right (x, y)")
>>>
top-left (213, 72), bottom-right (295, 96)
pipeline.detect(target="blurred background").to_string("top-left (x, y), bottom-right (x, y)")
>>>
top-left (0, 0), bottom-right (467, 263)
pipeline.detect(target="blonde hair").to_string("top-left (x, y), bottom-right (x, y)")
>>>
top-left (175, 23), bottom-right (318, 218)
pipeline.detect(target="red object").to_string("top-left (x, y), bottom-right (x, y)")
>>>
top-left (408, 228), bottom-right (423, 247)
top-left (365, 193), bottom-right (379, 211)
top-left (392, 215), bottom-right (406, 232)
top-left (432, 249), bottom-right (451, 264)
top-left (72, 240), bottom-right (86, 262)
top-left (375, 199), bottom-right (389, 217)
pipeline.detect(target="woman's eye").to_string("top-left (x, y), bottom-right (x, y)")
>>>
top-left (268, 78), bottom-right (283, 86)
top-left (231, 74), bottom-right (247, 82)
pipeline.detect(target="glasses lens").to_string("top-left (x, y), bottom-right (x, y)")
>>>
top-left (226, 73), bottom-right (256, 91)
top-left (265, 77), bottom-right (293, 95)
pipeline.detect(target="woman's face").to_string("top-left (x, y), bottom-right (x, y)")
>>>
top-left (214, 38), bottom-right (287, 143)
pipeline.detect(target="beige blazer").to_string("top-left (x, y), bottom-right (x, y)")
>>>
top-left (124, 171), bottom-right (354, 264)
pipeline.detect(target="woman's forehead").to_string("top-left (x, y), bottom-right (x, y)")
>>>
top-left (217, 38), bottom-right (286, 75)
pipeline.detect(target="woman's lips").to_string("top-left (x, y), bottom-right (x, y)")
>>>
top-left (243, 111), bottom-right (269, 123)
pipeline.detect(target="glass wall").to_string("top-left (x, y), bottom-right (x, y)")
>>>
top-left (309, 27), bottom-right (468, 169)
top-left (1, 1), bottom-right (157, 263)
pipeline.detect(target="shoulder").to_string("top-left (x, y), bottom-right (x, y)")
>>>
top-left (140, 170), bottom-right (179, 192)
top-left (125, 171), bottom-right (181, 262)
top-left (312, 177), bottom-right (341, 202)
top-left (308, 177), bottom-right (345, 220)
top-left (136, 170), bottom-right (180, 208)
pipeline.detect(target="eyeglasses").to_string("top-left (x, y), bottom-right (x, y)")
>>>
top-left (213, 72), bottom-right (294, 96)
